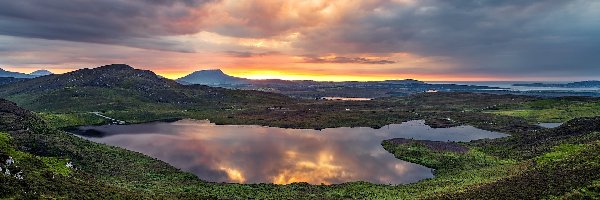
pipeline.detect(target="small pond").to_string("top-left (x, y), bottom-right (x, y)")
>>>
top-left (74, 120), bottom-right (507, 185)
top-left (537, 123), bottom-right (564, 128)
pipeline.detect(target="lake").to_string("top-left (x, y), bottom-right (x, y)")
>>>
top-left (74, 120), bottom-right (508, 185)
top-left (321, 97), bottom-right (373, 101)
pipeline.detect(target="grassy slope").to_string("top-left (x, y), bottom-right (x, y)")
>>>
top-left (0, 64), bottom-right (294, 129)
top-left (0, 102), bottom-right (151, 199)
top-left (382, 116), bottom-right (600, 199)
top-left (1, 95), bottom-right (599, 199)
top-left (487, 97), bottom-right (600, 123)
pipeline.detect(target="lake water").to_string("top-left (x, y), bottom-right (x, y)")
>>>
top-left (75, 120), bottom-right (508, 185)
top-left (537, 123), bottom-right (563, 128)
top-left (321, 97), bottom-right (373, 101)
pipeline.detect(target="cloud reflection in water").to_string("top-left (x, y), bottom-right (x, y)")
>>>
top-left (77, 120), bottom-right (506, 184)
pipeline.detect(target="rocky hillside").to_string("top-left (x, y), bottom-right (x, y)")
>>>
top-left (0, 99), bottom-right (160, 198)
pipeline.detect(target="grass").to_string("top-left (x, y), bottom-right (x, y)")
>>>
top-left (27, 92), bottom-right (540, 135)
top-left (1, 93), bottom-right (600, 199)
top-left (488, 98), bottom-right (600, 123)
top-left (381, 135), bottom-right (600, 199)
top-left (535, 143), bottom-right (589, 166)
top-left (38, 112), bottom-right (108, 129)
top-left (551, 179), bottom-right (600, 199)
top-left (381, 140), bottom-right (510, 171)
top-left (0, 132), bottom-right (72, 177)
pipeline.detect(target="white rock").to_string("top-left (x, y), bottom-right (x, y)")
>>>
top-left (5, 157), bottom-right (13, 166)
top-left (15, 171), bottom-right (23, 180)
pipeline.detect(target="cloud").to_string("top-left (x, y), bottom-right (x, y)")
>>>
top-left (291, 0), bottom-right (600, 75)
top-left (0, 0), bottom-right (218, 52)
top-left (205, 0), bottom-right (334, 38)
top-left (224, 51), bottom-right (279, 58)
top-left (302, 56), bottom-right (395, 64)
top-left (1, 0), bottom-right (600, 79)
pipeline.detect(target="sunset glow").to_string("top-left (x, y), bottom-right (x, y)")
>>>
top-left (1, 1), bottom-right (599, 81)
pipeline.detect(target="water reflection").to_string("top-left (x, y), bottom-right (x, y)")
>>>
top-left (75, 120), bottom-right (507, 185)
top-left (537, 123), bottom-right (563, 128)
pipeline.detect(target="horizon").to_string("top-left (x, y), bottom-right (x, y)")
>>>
top-left (1, 64), bottom-right (599, 83)
top-left (1, 1), bottom-right (600, 81)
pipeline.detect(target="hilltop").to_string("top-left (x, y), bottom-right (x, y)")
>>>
top-left (0, 68), bottom-right (36, 78)
top-left (0, 68), bottom-right (52, 78)
top-left (29, 69), bottom-right (53, 76)
top-left (176, 69), bottom-right (249, 86)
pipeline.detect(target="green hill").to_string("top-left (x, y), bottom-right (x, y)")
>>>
top-left (0, 64), bottom-right (294, 128)
top-left (0, 99), bottom-right (176, 198)
top-left (0, 64), bottom-right (290, 112)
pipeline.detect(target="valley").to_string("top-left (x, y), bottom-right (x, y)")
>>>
top-left (0, 64), bottom-right (599, 199)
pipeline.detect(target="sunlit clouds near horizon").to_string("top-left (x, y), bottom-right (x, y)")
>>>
top-left (1, 0), bottom-right (599, 81)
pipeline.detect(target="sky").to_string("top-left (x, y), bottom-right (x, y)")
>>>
top-left (0, 0), bottom-right (599, 81)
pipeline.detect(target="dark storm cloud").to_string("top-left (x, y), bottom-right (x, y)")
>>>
top-left (302, 56), bottom-right (396, 64)
top-left (293, 0), bottom-right (600, 76)
top-left (0, 0), bottom-right (217, 52)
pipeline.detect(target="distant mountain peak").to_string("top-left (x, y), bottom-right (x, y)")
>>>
top-left (0, 68), bottom-right (36, 78)
top-left (79, 64), bottom-right (161, 80)
top-left (30, 69), bottom-right (53, 76)
top-left (192, 69), bottom-right (226, 75)
top-left (177, 68), bottom-right (248, 86)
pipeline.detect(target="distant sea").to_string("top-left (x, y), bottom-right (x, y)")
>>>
top-left (427, 81), bottom-right (600, 92)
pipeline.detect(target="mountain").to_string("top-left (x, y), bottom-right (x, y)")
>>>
top-left (0, 64), bottom-right (289, 112)
top-left (30, 69), bottom-right (53, 76)
top-left (0, 68), bottom-right (36, 78)
top-left (176, 69), bottom-right (249, 86)
top-left (0, 68), bottom-right (53, 78)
